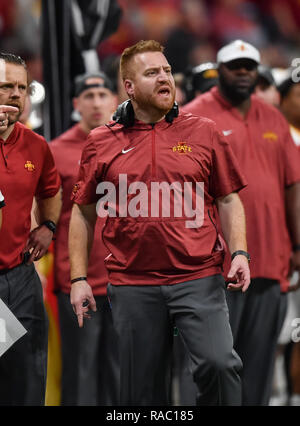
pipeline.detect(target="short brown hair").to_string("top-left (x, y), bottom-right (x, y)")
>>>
top-left (120, 40), bottom-right (164, 80)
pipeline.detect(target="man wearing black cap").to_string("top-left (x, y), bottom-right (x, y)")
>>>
top-left (278, 73), bottom-right (300, 406)
top-left (255, 65), bottom-right (280, 107)
top-left (50, 71), bottom-right (119, 405)
top-left (184, 40), bottom-right (300, 405)
top-left (279, 73), bottom-right (300, 151)
top-left (184, 62), bottom-right (218, 103)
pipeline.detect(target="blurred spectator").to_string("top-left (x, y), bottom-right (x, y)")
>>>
top-left (255, 64), bottom-right (280, 107)
top-left (164, 0), bottom-right (212, 73)
top-left (210, 0), bottom-right (267, 48)
top-left (264, 0), bottom-right (300, 46)
top-left (0, 0), bottom-right (42, 81)
top-left (268, 73), bottom-right (300, 406)
top-left (183, 62), bottom-right (218, 103)
top-left (279, 73), bottom-right (300, 146)
top-left (0, 1), bottom-right (17, 39)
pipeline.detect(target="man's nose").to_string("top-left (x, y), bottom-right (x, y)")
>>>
top-left (157, 70), bottom-right (169, 81)
top-left (10, 86), bottom-right (21, 97)
top-left (235, 67), bottom-right (249, 74)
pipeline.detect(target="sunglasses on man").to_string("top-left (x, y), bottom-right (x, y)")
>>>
top-left (224, 59), bottom-right (258, 71)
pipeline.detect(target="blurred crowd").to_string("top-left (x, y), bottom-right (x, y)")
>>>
top-left (1, 0), bottom-right (300, 84)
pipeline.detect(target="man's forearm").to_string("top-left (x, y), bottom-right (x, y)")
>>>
top-left (35, 189), bottom-right (62, 224)
top-left (68, 203), bottom-right (97, 280)
top-left (216, 192), bottom-right (247, 254)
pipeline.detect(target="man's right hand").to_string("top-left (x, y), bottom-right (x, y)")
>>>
top-left (70, 280), bottom-right (97, 327)
top-left (0, 105), bottom-right (19, 130)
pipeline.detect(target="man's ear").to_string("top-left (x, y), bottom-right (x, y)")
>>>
top-left (73, 97), bottom-right (78, 111)
top-left (124, 79), bottom-right (134, 97)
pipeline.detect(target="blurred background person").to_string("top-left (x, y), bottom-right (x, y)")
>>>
top-left (183, 62), bottom-right (218, 103)
top-left (49, 71), bottom-right (119, 406)
top-left (183, 39), bottom-right (300, 406)
top-left (268, 73), bottom-right (300, 406)
top-left (254, 64), bottom-right (280, 107)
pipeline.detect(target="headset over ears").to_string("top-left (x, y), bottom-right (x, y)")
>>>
top-left (112, 99), bottom-right (179, 128)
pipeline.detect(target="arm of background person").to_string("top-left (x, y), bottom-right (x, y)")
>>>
top-left (68, 202), bottom-right (97, 327)
top-left (24, 189), bottom-right (62, 264)
top-left (285, 182), bottom-right (300, 290)
top-left (216, 192), bottom-right (250, 292)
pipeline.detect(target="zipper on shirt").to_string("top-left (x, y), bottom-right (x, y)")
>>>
top-left (0, 141), bottom-right (7, 167)
top-left (151, 123), bottom-right (156, 178)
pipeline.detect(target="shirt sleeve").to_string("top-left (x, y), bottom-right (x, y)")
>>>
top-left (209, 125), bottom-right (248, 199)
top-left (0, 190), bottom-right (5, 208)
top-left (71, 133), bottom-right (99, 205)
top-left (35, 139), bottom-right (61, 199)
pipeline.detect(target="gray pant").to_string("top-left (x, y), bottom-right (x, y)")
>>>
top-left (57, 292), bottom-right (120, 406)
top-left (0, 263), bottom-right (48, 406)
top-left (226, 278), bottom-right (287, 406)
top-left (107, 274), bottom-right (242, 406)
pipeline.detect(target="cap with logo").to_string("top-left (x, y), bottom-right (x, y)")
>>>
top-left (73, 71), bottom-right (115, 97)
top-left (217, 40), bottom-right (260, 65)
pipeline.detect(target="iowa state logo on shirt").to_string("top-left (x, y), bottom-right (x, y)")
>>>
top-left (24, 160), bottom-right (35, 172)
top-left (172, 142), bottom-right (192, 154)
top-left (263, 131), bottom-right (278, 141)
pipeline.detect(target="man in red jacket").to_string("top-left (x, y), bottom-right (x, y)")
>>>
top-left (69, 40), bottom-right (251, 406)
top-left (50, 71), bottom-right (119, 405)
top-left (184, 39), bottom-right (300, 405)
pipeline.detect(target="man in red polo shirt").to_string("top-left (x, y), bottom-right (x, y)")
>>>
top-left (0, 52), bottom-right (61, 405)
top-left (184, 39), bottom-right (300, 406)
top-left (68, 40), bottom-right (251, 406)
top-left (50, 71), bottom-right (119, 405)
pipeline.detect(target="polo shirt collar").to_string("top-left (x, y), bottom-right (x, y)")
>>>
top-left (0, 122), bottom-right (20, 145)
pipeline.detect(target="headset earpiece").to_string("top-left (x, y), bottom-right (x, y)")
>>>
top-left (165, 101), bottom-right (179, 123)
top-left (112, 99), bottom-right (135, 128)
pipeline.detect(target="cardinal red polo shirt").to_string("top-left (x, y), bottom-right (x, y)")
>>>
top-left (72, 112), bottom-right (247, 286)
top-left (50, 124), bottom-right (109, 295)
top-left (184, 86), bottom-right (300, 292)
top-left (0, 122), bottom-right (61, 270)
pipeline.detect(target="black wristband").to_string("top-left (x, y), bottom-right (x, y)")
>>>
top-left (41, 220), bottom-right (56, 234)
top-left (231, 250), bottom-right (251, 262)
top-left (293, 244), bottom-right (300, 252)
top-left (71, 276), bottom-right (87, 284)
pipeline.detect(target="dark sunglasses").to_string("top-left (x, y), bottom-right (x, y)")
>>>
top-left (224, 60), bottom-right (258, 71)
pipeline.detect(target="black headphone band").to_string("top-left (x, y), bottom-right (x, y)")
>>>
top-left (112, 100), bottom-right (179, 128)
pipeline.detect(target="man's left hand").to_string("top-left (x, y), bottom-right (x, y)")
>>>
top-left (226, 255), bottom-right (251, 292)
top-left (23, 224), bottom-right (54, 264)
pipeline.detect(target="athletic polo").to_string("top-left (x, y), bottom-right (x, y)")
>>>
top-left (0, 190), bottom-right (4, 208)
top-left (50, 124), bottom-right (109, 295)
top-left (0, 122), bottom-right (61, 270)
top-left (72, 112), bottom-right (247, 286)
top-left (184, 87), bottom-right (300, 291)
